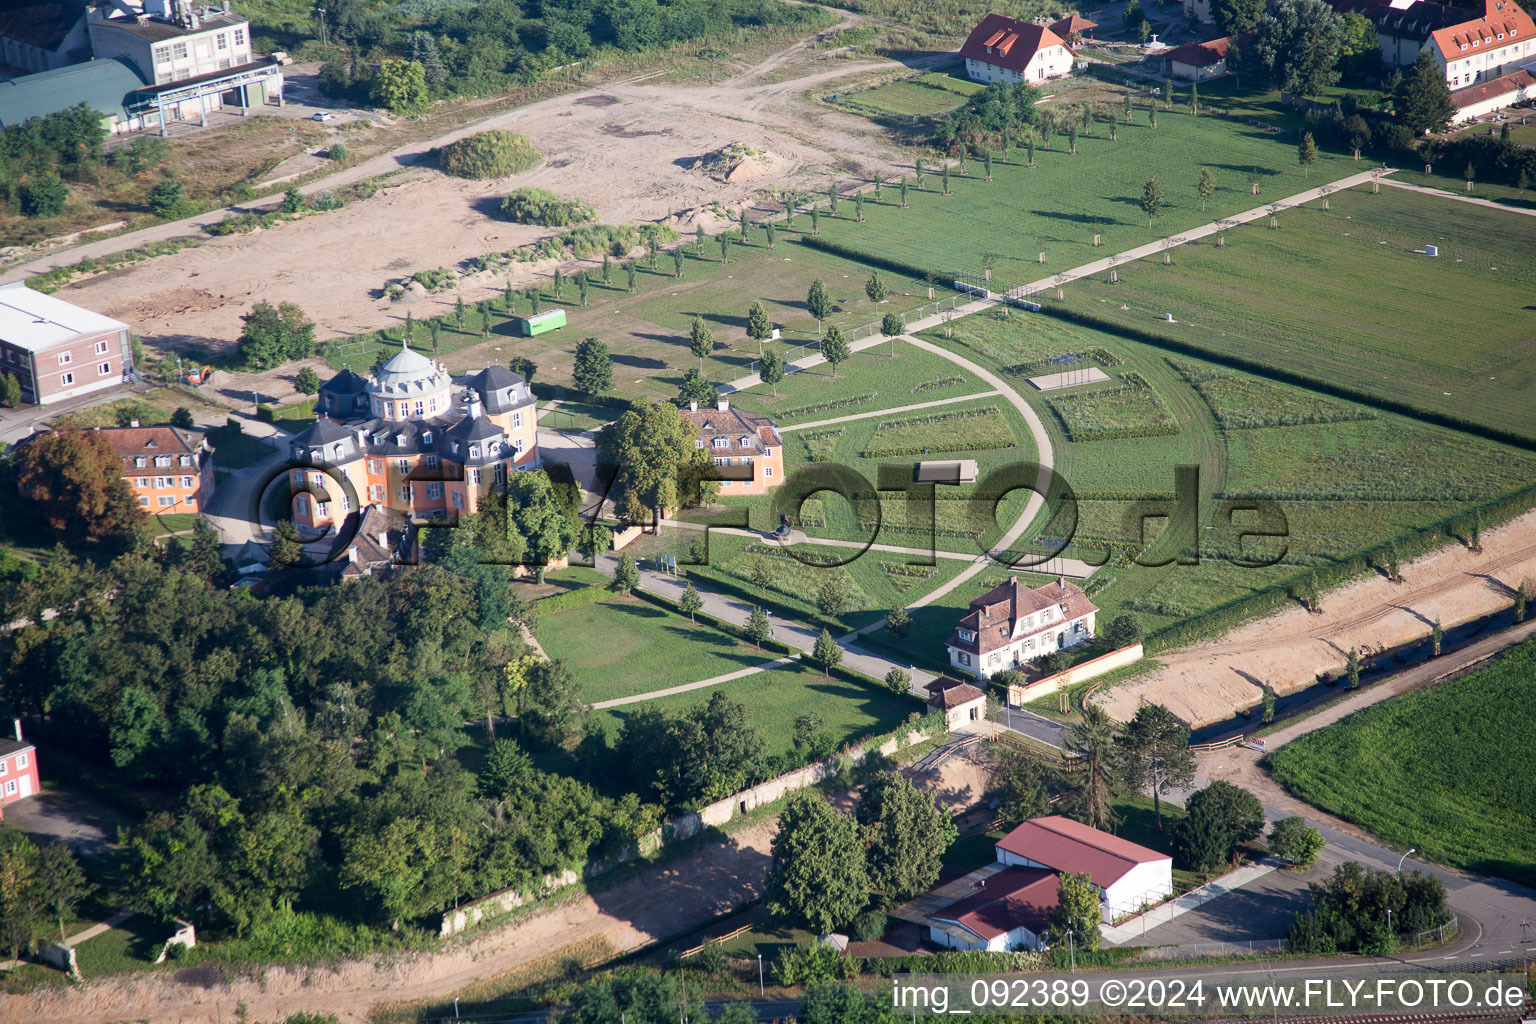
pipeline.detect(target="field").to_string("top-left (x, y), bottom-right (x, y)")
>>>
top-left (593, 660), bottom-right (917, 757)
top-left (532, 594), bottom-right (781, 703)
top-left (844, 79), bottom-right (970, 117)
top-left (1268, 637), bottom-right (1536, 885)
top-left (1047, 375), bottom-right (1179, 441)
top-left (1061, 186), bottom-right (1536, 442)
top-left (725, 342), bottom-right (987, 424)
top-left (807, 107), bottom-right (1352, 286)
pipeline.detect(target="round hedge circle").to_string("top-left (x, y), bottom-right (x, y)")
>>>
top-left (438, 130), bottom-right (542, 179)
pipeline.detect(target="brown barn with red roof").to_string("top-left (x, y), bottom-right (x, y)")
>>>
top-left (996, 815), bottom-right (1174, 919)
top-left (1049, 13), bottom-right (1098, 41)
top-left (959, 13), bottom-right (1075, 85)
top-left (946, 575), bottom-right (1097, 679)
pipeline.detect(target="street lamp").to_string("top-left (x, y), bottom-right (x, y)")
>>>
top-left (758, 953), bottom-right (764, 997)
top-left (1067, 928), bottom-right (1075, 973)
top-left (453, 996), bottom-right (460, 1019)
top-left (1397, 848), bottom-right (1416, 873)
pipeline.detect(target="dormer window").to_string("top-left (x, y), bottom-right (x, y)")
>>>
top-left (740, 435), bottom-right (751, 446)
top-left (712, 436), bottom-right (729, 448)
top-left (145, 439), bottom-right (157, 448)
top-left (958, 628), bottom-right (976, 642)
top-left (469, 445), bottom-right (481, 458)
top-left (696, 439), bottom-right (705, 448)
top-left (423, 431), bottom-right (433, 444)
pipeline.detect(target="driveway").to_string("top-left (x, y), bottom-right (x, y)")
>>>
top-left (2, 785), bottom-right (135, 856)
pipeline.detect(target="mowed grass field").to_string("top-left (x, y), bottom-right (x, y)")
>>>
top-left (1268, 637), bottom-right (1536, 886)
top-left (807, 107), bottom-right (1351, 285)
top-left (847, 78), bottom-right (970, 116)
top-left (1062, 186), bottom-right (1536, 441)
top-left (533, 594), bottom-right (781, 703)
top-left (593, 660), bottom-right (918, 757)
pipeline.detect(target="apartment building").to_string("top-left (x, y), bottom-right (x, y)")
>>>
top-left (0, 282), bottom-right (132, 406)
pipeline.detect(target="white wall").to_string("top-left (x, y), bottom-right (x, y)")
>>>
top-left (1103, 858), bottom-right (1174, 919)
top-left (1006, 643), bottom-right (1144, 707)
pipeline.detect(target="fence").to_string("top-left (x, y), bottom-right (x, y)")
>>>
top-left (1407, 916), bottom-right (1460, 948)
top-left (1138, 937), bottom-right (1289, 961)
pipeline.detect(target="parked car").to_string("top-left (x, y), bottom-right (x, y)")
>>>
top-left (312, 111), bottom-right (333, 122)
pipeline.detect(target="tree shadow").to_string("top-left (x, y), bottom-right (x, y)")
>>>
top-left (612, 353), bottom-right (667, 369)
top-left (1034, 209), bottom-right (1123, 226)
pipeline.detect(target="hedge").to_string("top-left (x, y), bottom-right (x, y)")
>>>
top-left (531, 582), bottom-right (613, 615)
top-left (794, 235), bottom-right (946, 283)
top-left (256, 403), bottom-right (277, 424)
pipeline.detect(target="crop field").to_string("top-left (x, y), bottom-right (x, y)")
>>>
top-left (533, 595), bottom-right (781, 703)
top-left (1171, 360), bottom-right (1377, 430)
top-left (862, 404), bottom-right (1017, 456)
top-left (725, 341), bottom-right (987, 424)
top-left (1062, 186), bottom-right (1536, 442)
top-left (1047, 375), bottom-right (1179, 441)
top-left (593, 661), bottom-right (918, 757)
top-left (1268, 637), bottom-right (1536, 886)
top-left (805, 108), bottom-right (1350, 285)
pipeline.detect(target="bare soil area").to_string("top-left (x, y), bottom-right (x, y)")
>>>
top-left (10, 744), bottom-right (994, 1024)
top-left (1097, 510), bottom-right (1536, 728)
top-left (50, 38), bottom-right (918, 360)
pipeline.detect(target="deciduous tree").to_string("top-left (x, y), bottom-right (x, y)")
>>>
top-left (857, 773), bottom-right (952, 904)
top-left (12, 430), bottom-right (142, 546)
top-left (746, 300), bottom-right (772, 354)
top-left (1046, 871), bottom-right (1101, 950)
top-left (759, 350), bottom-right (785, 396)
top-left (764, 791), bottom-right (868, 932)
top-left (820, 326), bottom-right (851, 378)
top-left (812, 628), bottom-right (842, 675)
top-left (571, 336), bottom-right (613, 397)
top-left (688, 316), bottom-right (713, 372)
top-left (1116, 702), bottom-right (1194, 831)
top-left (806, 278), bottom-right (832, 332)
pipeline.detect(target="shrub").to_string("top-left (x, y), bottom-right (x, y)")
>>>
top-left (439, 130), bottom-right (542, 178)
top-left (849, 907), bottom-right (888, 943)
top-left (498, 187), bottom-right (596, 227)
top-left (311, 189), bottom-right (342, 211)
top-left (328, 142), bottom-right (349, 161)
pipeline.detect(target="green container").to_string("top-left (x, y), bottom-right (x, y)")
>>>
top-left (515, 309), bottom-right (566, 336)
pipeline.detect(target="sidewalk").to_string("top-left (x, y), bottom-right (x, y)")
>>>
top-left (1380, 177), bottom-right (1536, 218)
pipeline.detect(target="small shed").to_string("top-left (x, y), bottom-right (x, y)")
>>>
top-left (1161, 36), bottom-right (1230, 81)
top-left (925, 677), bottom-right (988, 729)
top-left (1048, 13), bottom-right (1098, 42)
top-left (915, 459), bottom-right (978, 484)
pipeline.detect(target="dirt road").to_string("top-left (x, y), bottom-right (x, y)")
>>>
top-left (1097, 509), bottom-right (1536, 727)
top-left (29, 28), bottom-right (921, 360)
top-left (8, 745), bottom-right (996, 1024)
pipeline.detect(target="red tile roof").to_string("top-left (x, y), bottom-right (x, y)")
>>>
top-left (949, 576), bottom-right (1097, 655)
top-left (1431, 0), bottom-right (1535, 61)
top-left (931, 867), bottom-right (1061, 941)
top-left (1162, 36), bottom-right (1231, 65)
top-left (996, 816), bottom-right (1171, 889)
top-left (1450, 67), bottom-right (1536, 107)
top-left (681, 402), bottom-right (782, 455)
top-left (88, 425), bottom-right (204, 459)
top-left (926, 678), bottom-right (988, 710)
top-left (959, 14), bottom-right (1070, 74)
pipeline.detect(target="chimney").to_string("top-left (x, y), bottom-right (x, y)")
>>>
top-left (1008, 574), bottom-right (1016, 584)
top-left (130, 419), bottom-right (140, 428)
top-left (717, 397), bottom-right (729, 412)
top-left (346, 546), bottom-right (358, 563)
top-left (12, 718), bottom-right (20, 743)
top-left (466, 390), bottom-right (483, 419)
top-left (1058, 576), bottom-right (1065, 587)
top-left (689, 400), bottom-right (698, 413)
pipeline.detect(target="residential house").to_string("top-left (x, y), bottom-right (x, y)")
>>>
top-left (1049, 13), bottom-right (1099, 42)
top-left (287, 346), bottom-right (539, 532)
top-left (996, 815), bottom-right (1174, 919)
top-left (94, 423), bottom-right (216, 513)
top-left (928, 866), bottom-right (1062, 951)
top-left (0, 282), bottom-right (132, 406)
top-left (1326, 0), bottom-right (1536, 88)
top-left (925, 678), bottom-right (989, 730)
top-left (959, 13), bottom-right (1075, 85)
top-left (946, 575), bottom-right (1097, 679)
top-left (0, 721), bottom-right (40, 820)
top-left (679, 397), bottom-right (785, 496)
top-left (1162, 36), bottom-right (1232, 80)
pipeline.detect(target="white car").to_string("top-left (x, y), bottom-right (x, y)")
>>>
top-left (312, 111), bottom-right (333, 122)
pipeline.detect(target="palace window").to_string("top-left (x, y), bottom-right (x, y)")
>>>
top-left (426, 481), bottom-right (444, 500)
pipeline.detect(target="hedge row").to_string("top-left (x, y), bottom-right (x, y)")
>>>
top-left (911, 374), bottom-right (966, 393)
top-left (1037, 304), bottom-right (1536, 453)
top-left (794, 235), bottom-right (945, 283)
top-left (775, 392), bottom-right (877, 420)
top-left (532, 582), bottom-right (613, 615)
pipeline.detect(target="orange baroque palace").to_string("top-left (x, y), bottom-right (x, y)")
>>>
top-left (287, 344), bottom-right (539, 531)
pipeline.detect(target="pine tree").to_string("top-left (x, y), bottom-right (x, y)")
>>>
top-left (1298, 132), bottom-right (1318, 177)
top-left (680, 583), bottom-right (703, 623)
top-left (746, 605), bottom-right (772, 648)
top-left (575, 271), bottom-right (589, 307)
top-left (764, 220), bottom-right (776, 249)
top-left (941, 163), bottom-right (952, 195)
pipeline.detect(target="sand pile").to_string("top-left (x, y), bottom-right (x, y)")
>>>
top-left (687, 142), bottom-right (778, 183)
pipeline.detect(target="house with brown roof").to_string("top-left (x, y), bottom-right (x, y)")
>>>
top-left (996, 815), bottom-right (1174, 919)
top-left (925, 677), bottom-right (988, 730)
top-left (946, 575), bottom-right (1097, 679)
top-left (92, 423), bottom-right (216, 514)
top-left (928, 866), bottom-right (1061, 951)
top-left (1049, 13), bottom-right (1098, 42)
top-left (1449, 66), bottom-right (1536, 119)
top-left (680, 397), bottom-right (784, 496)
top-left (1326, 0), bottom-right (1536, 89)
top-left (959, 13), bottom-right (1074, 85)
top-left (1161, 36), bottom-right (1232, 80)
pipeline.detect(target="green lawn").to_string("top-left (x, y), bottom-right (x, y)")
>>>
top-left (847, 79), bottom-right (969, 117)
top-left (207, 424), bottom-right (278, 469)
top-left (807, 106), bottom-right (1353, 287)
top-left (148, 513), bottom-right (202, 538)
top-left (1061, 186), bottom-right (1536, 442)
top-left (593, 660), bottom-right (918, 757)
top-left (1268, 637), bottom-right (1536, 886)
top-left (533, 594), bottom-right (783, 704)
top-left (71, 913), bottom-right (167, 977)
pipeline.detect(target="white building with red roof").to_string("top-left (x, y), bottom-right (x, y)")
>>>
top-left (946, 574), bottom-right (1097, 679)
top-left (959, 13), bottom-right (1074, 85)
top-left (1327, 0), bottom-right (1536, 89)
top-left (996, 815), bottom-right (1174, 919)
top-left (928, 866), bottom-right (1062, 951)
